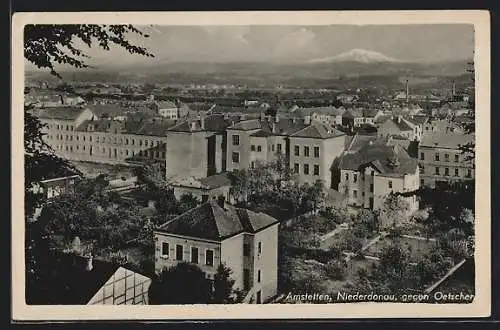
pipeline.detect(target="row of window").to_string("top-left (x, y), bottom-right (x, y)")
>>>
top-left (294, 145), bottom-right (320, 158)
top-left (293, 163), bottom-right (320, 176)
top-left (420, 152), bottom-right (461, 162)
top-left (161, 242), bottom-right (214, 266)
top-left (52, 124), bottom-right (74, 131)
top-left (47, 132), bottom-right (164, 148)
top-left (54, 144), bottom-right (166, 159)
top-left (421, 165), bottom-right (473, 177)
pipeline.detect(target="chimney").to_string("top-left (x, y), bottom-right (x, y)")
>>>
top-left (304, 116), bottom-right (311, 125)
top-left (452, 80), bottom-right (456, 96)
top-left (260, 112), bottom-right (265, 121)
top-left (272, 122), bottom-right (277, 134)
top-left (397, 115), bottom-right (402, 123)
top-left (275, 114), bottom-right (280, 123)
top-left (85, 253), bottom-right (93, 271)
top-left (405, 79), bottom-right (409, 103)
top-left (200, 114), bottom-right (206, 130)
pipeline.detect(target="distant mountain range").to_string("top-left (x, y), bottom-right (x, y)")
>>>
top-left (307, 48), bottom-right (403, 64)
top-left (27, 48), bottom-right (472, 83)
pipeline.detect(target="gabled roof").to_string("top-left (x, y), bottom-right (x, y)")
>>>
top-left (420, 131), bottom-right (475, 149)
top-left (339, 141), bottom-right (418, 176)
top-left (290, 123), bottom-right (345, 139)
top-left (36, 106), bottom-right (89, 121)
top-left (343, 108), bottom-right (364, 118)
top-left (87, 104), bottom-right (126, 118)
top-left (155, 100), bottom-right (177, 109)
top-left (156, 200), bottom-right (279, 241)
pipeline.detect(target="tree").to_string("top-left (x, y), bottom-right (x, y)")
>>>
top-left (25, 24), bottom-right (154, 78)
top-left (212, 263), bottom-right (238, 304)
top-left (149, 262), bottom-right (211, 304)
top-left (378, 193), bottom-right (410, 229)
top-left (178, 193), bottom-right (200, 213)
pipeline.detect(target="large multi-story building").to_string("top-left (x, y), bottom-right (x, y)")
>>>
top-left (226, 115), bottom-right (346, 188)
top-left (338, 140), bottom-right (419, 215)
top-left (418, 130), bottom-right (475, 187)
top-left (35, 106), bottom-right (173, 165)
top-left (154, 198), bottom-right (279, 303)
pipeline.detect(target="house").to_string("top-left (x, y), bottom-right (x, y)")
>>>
top-left (152, 100), bottom-right (185, 119)
top-left (28, 251), bottom-right (152, 305)
top-left (32, 175), bottom-right (80, 200)
top-left (171, 172), bottom-right (232, 202)
top-left (418, 130), bottom-right (475, 187)
top-left (342, 108), bottom-right (364, 128)
top-left (338, 140), bottom-right (419, 219)
top-left (226, 114), bottom-right (346, 188)
top-left (154, 199), bottom-right (280, 303)
top-left (377, 115), bottom-right (421, 141)
top-left (294, 106), bottom-right (345, 127)
top-left (362, 109), bottom-right (384, 126)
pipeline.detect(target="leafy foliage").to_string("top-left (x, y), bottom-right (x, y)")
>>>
top-left (212, 263), bottom-right (238, 304)
top-left (24, 24), bottom-right (154, 78)
top-left (148, 262), bottom-right (211, 304)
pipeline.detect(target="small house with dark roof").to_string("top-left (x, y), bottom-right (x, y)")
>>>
top-left (154, 199), bottom-right (279, 304)
top-left (338, 140), bottom-right (419, 218)
top-left (171, 172), bottom-right (232, 202)
top-left (377, 115), bottom-right (422, 141)
top-left (28, 251), bottom-right (152, 305)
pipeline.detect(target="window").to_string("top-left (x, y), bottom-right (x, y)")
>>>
top-left (353, 174), bottom-right (358, 183)
top-left (232, 152), bottom-right (240, 163)
top-left (232, 135), bottom-right (240, 146)
top-left (243, 243), bottom-right (250, 257)
top-left (455, 168), bottom-right (459, 177)
top-left (304, 146), bottom-right (310, 157)
top-left (205, 249), bottom-right (214, 266)
top-left (388, 181), bottom-right (393, 189)
top-left (362, 192), bottom-right (365, 197)
top-left (257, 145), bottom-right (262, 152)
top-left (345, 173), bottom-right (349, 181)
top-left (420, 165), bottom-right (425, 174)
top-left (313, 164), bottom-right (320, 176)
top-left (467, 169), bottom-right (472, 178)
top-left (161, 242), bottom-right (169, 257)
top-left (125, 150), bottom-right (129, 156)
top-left (156, 141), bottom-right (160, 147)
top-left (145, 140), bottom-right (148, 146)
top-left (125, 138), bottom-right (129, 145)
top-left (371, 170), bottom-right (375, 176)
top-left (370, 184), bottom-right (374, 192)
top-left (76, 135), bottom-right (79, 141)
top-left (258, 242), bottom-right (262, 256)
top-left (435, 167), bottom-right (440, 175)
top-left (251, 145), bottom-right (256, 151)
top-left (294, 145), bottom-right (300, 156)
top-left (250, 161), bottom-right (255, 169)
top-left (176, 245), bottom-right (183, 261)
top-left (435, 153), bottom-right (440, 161)
top-left (257, 270), bottom-right (261, 283)
top-left (162, 152), bottom-right (166, 159)
top-left (444, 167), bottom-right (449, 176)
top-left (353, 190), bottom-right (358, 198)
top-left (277, 144), bottom-right (282, 152)
top-left (420, 152), bottom-right (425, 160)
top-left (420, 179), bottom-right (424, 186)
top-left (294, 163), bottom-right (299, 173)
top-left (455, 154), bottom-right (460, 162)
top-left (303, 164), bottom-right (309, 175)
top-left (191, 247), bottom-right (199, 264)
top-left (271, 144), bottom-right (275, 152)
top-left (444, 153), bottom-right (449, 162)
top-left (314, 146), bottom-right (320, 158)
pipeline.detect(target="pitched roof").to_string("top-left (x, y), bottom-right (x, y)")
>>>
top-left (406, 115), bottom-right (430, 125)
top-left (172, 173), bottom-right (231, 190)
top-left (343, 108), bottom-right (364, 118)
top-left (36, 106), bottom-right (88, 121)
top-left (157, 200), bottom-right (279, 241)
top-left (29, 251), bottom-right (120, 304)
top-left (250, 130), bottom-right (274, 137)
top-left (155, 100), bottom-right (177, 109)
top-left (296, 106), bottom-right (345, 117)
top-left (420, 131), bottom-right (475, 149)
top-left (339, 141), bottom-right (418, 176)
top-left (168, 114), bottom-right (241, 133)
top-left (363, 109), bottom-right (380, 118)
top-left (87, 104), bottom-right (126, 118)
top-left (290, 123), bottom-right (345, 139)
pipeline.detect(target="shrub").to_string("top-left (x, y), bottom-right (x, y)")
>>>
top-left (324, 260), bottom-right (346, 280)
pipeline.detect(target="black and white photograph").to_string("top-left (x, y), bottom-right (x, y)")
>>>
top-left (12, 11), bottom-right (490, 320)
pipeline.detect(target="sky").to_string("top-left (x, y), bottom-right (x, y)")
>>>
top-left (25, 24), bottom-right (474, 70)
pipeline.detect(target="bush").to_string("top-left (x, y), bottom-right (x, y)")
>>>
top-left (324, 260), bottom-right (346, 280)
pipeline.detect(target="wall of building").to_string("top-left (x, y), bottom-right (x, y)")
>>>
top-left (154, 232), bottom-right (221, 278)
top-left (321, 135), bottom-right (346, 188)
top-left (252, 224), bottom-right (279, 302)
top-left (220, 234), bottom-right (245, 291)
top-left (226, 129), bottom-right (260, 172)
top-left (166, 131), bottom-right (210, 179)
top-left (418, 145), bottom-right (474, 187)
